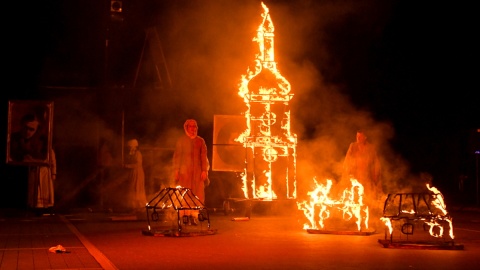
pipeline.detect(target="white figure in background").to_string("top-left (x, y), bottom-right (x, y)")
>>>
top-left (124, 139), bottom-right (147, 211)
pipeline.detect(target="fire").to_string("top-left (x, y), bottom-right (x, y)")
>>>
top-left (235, 2), bottom-right (297, 200)
top-left (297, 178), bottom-right (334, 230)
top-left (338, 178), bottom-right (369, 231)
top-left (297, 178), bottom-right (370, 231)
top-left (426, 184), bottom-right (447, 215)
top-left (380, 217), bottom-right (393, 235)
top-left (426, 184), bottom-right (454, 239)
top-left (381, 184), bottom-right (455, 241)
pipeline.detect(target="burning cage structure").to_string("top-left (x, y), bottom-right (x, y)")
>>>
top-left (297, 178), bottom-right (374, 234)
top-left (378, 185), bottom-right (463, 249)
top-left (213, 3), bottom-right (297, 207)
top-left (142, 187), bottom-right (214, 236)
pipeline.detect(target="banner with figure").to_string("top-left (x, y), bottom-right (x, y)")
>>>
top-left (6, 100), bottom-right (54, 166)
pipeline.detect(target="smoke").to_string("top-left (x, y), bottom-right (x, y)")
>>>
top-left (135, 0), bottom-right (431, 205)
top-left (264, 1), bottom-right (437, 207)
top-left (53, 0), bottom-right (440, 209)
top-left (1, 0), bottom-right (469, 213)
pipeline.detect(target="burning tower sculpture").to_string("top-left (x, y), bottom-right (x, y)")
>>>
top-left (232, 3), bottom-right (297, 200)
top-left (212, 3), bottom-right (296, 200)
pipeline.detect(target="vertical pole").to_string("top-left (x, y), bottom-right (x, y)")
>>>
top-left (121, 110), bottom-right (125, 166)
top-left (476, 151), bottom-right (479, 206)
top-left (476, 128), bottom-right (480, 206)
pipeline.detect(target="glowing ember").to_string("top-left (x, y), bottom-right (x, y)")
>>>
top-left (297, 178), bottom-right (370, 231)
top-left (235, 2), bottom-right (297, 200)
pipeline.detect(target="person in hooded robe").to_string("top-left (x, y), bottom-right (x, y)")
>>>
top-left (123, 139), bottom-right (147, 211)
top-left (173, 119), bottom-right (209, 225)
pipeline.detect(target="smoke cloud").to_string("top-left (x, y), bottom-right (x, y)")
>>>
top-left (126, 0), bottom-right (432, 206)
top-left (30, 0), bottom-right (458, 210)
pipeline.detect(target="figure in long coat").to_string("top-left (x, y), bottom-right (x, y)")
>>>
top-left (173, 119), bottom-right (210, 225)
top-left (173, 119), bottom-right (209, 224)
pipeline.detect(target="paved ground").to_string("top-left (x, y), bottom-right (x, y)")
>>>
top-left (1, 202), bottom-right (480, 270)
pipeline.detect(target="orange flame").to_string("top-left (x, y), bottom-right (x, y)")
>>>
top-left (426, 184), bottom-right (454, 239)
top-left (380, 217), bottom-right (393, 235)
top-left (338, 179), bottom-right (369, 231)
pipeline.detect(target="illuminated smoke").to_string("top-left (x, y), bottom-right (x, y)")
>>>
top-left (47, 1), bottom-right (433, 211)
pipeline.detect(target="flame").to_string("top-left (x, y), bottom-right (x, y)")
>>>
top-left (236, 2), bottom-right (297, 200)
top-left (426, 184), bottom-right (447, 215)
top-left (296, 178), bottom-right (334, 230)
top-left (297, 178), bottom-right (370, 231)
top-left (240, 172), bottom-right (249, 198)
top-left (426, 184), bottom-right (454, 239)
top-left (338, 179), bottom-right (369, 231)
top-left (380, 217), bottom-right (393, 235)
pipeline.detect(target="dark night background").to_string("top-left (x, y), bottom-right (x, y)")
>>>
top-left (1, 0), bottom-right (478, 210)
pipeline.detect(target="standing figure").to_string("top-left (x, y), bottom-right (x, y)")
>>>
top-left (124, 139), bottom-right (147, 211)
top-left (28, 148), bottom-right (57, 215)
top-left (173, 119), bottom-right (209, 225)
top-left (343, 130), bottom-right (382, 197)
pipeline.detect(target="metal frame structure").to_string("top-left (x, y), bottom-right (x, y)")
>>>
top-left (381, 192), bottom-right (454, 244)
top-left (144, 187), bottom-right (210, 234)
